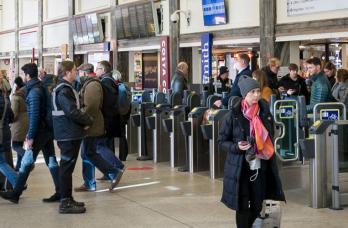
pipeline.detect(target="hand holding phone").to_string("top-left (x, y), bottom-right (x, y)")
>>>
top-left (238, 141), bottom-right (251, 151)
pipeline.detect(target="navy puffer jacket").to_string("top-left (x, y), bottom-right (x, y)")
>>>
top-left (25, 78), bottom-right (46, 140)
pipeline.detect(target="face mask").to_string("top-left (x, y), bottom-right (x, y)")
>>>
top-left (75, 73), bottom-right (81, 83)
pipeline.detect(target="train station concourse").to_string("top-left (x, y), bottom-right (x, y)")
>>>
top-left (1, 0), bottom-right (348, 227)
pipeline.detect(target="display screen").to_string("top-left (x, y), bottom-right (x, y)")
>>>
top-left (132, 93), bottom-right (143, 103)
top-left (115, 1), bottom-right (158, 39)
top-left (72, 13), bottom-right (104, 45)
top-left (202, 0), bottom-right (227, 26)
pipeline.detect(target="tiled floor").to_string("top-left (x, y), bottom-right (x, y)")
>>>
top-left (0, 154), bottom-right (347, 228)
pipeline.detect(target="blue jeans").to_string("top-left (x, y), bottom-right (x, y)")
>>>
top-left (12, 141), bottom-right (25, 171)
top-left (81, 137), bottom-right (124, 188)
top-left (0, 152), bottom-right (18, 187)
top-left (14, 131), bottom-right (59, 196)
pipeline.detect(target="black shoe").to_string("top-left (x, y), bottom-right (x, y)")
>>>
top-left (59, 198), bottom-right (86, 214)
top-left (71, 198), bottom-right (85, 207)
top-left (110, 167), bottom-right (125, 191)
top-left (177, 166), bottom-right (188, 172)
top-left (0, 191), bottom-right (19, 204)
top-left (42, 193), bottom-right (61, 203)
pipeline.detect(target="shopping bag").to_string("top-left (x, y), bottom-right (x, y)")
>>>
top-left (253, 200), bottom-right (283, 228)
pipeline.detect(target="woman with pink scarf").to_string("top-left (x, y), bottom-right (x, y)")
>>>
top-left (218, 75), bottom-right (285, 228)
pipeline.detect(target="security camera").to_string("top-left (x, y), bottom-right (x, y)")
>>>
top-left (170, 13), bottom-right (180, 23)
top-left (170, 10), bottom-right (191, 26)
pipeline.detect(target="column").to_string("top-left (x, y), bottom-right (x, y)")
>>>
top-left (169, 0), bottom-right (179, 76)
top-left (68, 0), bottom-right (75, 59)
top-left (111, 0), bottom-right (117, 70)
top-left (15, 0), bottom-right (19, 77)
top-left (37, 0), bottom-right (43, 68)
top-left (290, 41), bottom-right (300, 66)
top-left (259, 0), bottom-right (276, 68)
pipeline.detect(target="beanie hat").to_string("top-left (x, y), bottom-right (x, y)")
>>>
top-left (238, 75), bottom-right (260, 98)
top-left (219, 66), bottom-right (229, 76)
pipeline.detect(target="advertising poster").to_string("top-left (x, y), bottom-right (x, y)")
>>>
top-left (143, 53), bottom-right (158, 89)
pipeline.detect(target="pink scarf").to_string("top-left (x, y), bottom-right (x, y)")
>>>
top-left (241, 99), bottom-right (274, 160)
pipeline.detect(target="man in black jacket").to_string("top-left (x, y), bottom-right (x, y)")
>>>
top-left (278, 63), bottom-right (309, 102)
top-left (0, 63), bottom-right (60, 204)
top-left (170, 62), bottom-right (189, 95)
top-left (215, 54), bottom-right (252, 108)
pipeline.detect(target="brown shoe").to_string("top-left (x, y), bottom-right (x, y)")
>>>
top-left (74, 184), bottom-right (96, 192)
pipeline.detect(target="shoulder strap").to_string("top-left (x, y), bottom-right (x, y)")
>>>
top-left (52, 83), bottom-right (80, 116)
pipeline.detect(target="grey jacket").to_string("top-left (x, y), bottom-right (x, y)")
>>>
top-left (332, 82), bottom-right (348, 105)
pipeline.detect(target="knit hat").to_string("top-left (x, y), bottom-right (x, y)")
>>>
top-left (219, 66), bottom-right (229, 76)
top-left (238, 75), bottom-right (260, 98)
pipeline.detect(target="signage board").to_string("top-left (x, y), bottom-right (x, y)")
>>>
top-left (19, 31), bottom-right (37, 50)
top-left (287, 0), bottom-right (348, 16)
top-left (201, 33), bottom-right (213, 85)
top-left (159, 36), bottom-right (170, 93)
top-left (280, 106), bottom-right (294, 119)
top-left (320, 109), bottom-right (340, 121)
top-left (202, 0), bottom-right (227, 26)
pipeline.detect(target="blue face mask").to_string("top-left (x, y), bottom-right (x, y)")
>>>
top-left (75, 73), bottom-right (81, 83)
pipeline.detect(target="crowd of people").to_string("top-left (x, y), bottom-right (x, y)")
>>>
top-left (0, 60), bottom-right (129, 214)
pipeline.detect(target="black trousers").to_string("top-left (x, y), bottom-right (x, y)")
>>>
top-left (118, 123), bottom-right (128, 161)
top-left (57, 140), bottom-right (81, 199)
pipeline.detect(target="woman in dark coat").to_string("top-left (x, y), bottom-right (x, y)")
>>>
top-left (218, 75), bottom-right (285, 228)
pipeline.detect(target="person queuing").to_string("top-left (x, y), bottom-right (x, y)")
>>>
top-left (278, 63), bottom-right (309, 102)
top-left (218, 75), bottom-right (285, 228)
top-left (332, 69), bottom-right (348, 109)
top-left (305, 57), bottom-right (333, 112)
top-left (74, 63), bottom-right (124, 192)
top-left (262, 57), bottom-right (280, 92)
top-left (1, 63), bottom-right (60, 204)
top-left (252, 69), bottom-right (273, 103)
top-left (10, 77), bottom-right (28, 171)
top-left (51, 60), bottom-right (93, 214)
top-left (215, 53), bottom-right (252, 108)
top-left (208, 66), bottom-right (231, 95)
top-left (171, 62), bottom-right (189, 95)
top-left (323, 61), bottom-right (337, 88)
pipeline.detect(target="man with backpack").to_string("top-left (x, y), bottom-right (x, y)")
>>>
top-left (0, 63), bottom-right (60, 203)
top-left (74, 63), bottom-right (125, 192)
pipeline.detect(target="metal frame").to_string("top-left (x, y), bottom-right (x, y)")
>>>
top-left (273, 100), bottom-right (300, 162)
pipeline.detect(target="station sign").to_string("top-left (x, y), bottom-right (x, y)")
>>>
top-left (201, 33), bottom-right (213, 85)
top-left (280, 106), bottom-right (294, 119)
top-left (320, 109), bottom-right (340, 121)
top-left (159, 36), bottom-right (170, 93)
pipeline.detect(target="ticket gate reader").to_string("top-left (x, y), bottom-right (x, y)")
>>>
top-left (146, 104), bottom-right (171, 163)
top-left (200, 109), bottom-right (229, 179)
top-left (127, 102), bottom-right (140, 155)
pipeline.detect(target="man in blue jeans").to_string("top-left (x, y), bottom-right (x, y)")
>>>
top-left (0, 63), bottom-right (60, 204)
top-left (74, 64), bottom-right (125, 192)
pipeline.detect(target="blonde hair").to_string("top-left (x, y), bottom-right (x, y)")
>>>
top-left (253, 70), bottom-right (268, 89)
top-left (177, 62), bottom-right (188, 72)
top-left (268, 58), bottom-right (280, 67)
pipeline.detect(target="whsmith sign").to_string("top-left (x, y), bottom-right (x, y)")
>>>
top-left (201, 33), bottom-right (213, 85)
top-left (160, 36), bottom-right (170, 93)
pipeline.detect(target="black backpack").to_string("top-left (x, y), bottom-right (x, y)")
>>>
top-left (100, 77), bottom-right (119, 119)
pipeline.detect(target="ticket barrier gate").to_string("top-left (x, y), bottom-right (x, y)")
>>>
top-left (300, 102), bottom-right (347, 209)
top-left (162, 92), bottom-right (201, 168)
top-left (127, 101), bottom-right (140, 155)
top-left (200, 109), bottom-right (229, 179)
top-left (146, 104), bottom-right (171, 163)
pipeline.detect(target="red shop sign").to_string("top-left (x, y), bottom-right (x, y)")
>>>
top-left (159, 36), bottom-right (170, 93)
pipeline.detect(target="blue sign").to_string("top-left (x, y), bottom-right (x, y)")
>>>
top-left (280, 106), bottom-right (294, 119)
top-left (320, 109), bottom-right (340, 121)
top-left (201, 33), bottom-right (213, 85)
top-left (202, 0), bottom-right (227, 26)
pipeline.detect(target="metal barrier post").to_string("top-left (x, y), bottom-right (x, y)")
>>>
top-left (331, 123), bottom-right (342, 210)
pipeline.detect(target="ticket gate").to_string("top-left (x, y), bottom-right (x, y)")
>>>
top-left (200, 109), bottom-right (229, 179)
top-left (304, 102), bottom-right (347, 208)
top-left (145, 104), bottom-right (171, 163)
top-left (127, 101), bottom-right (140, 155)
top-left (162, 92), bottom-right (201, 168)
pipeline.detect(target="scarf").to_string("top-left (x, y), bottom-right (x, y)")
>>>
top-left (241, 99), bottom-right (274, 160)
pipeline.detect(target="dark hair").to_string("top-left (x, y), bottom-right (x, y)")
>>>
top-left (98, 61), bottom-right (112, 73)
top-left (21, 63), bottom-right (38, 79)
top-left (239, 54), bottom-right (250, 64)
top-left (323, 61), bottom-right (337, 77)
top-left (336, 69), bottom-right (348, 83)
top-left (78, 63), bottom-right (94, 73)
top-left (14, 77), bottom-right (25, 89)
top-left (288, 63), bottom-right (298, 72)
top-left (306, 57), bottom-right (321, 66)
top-left (252, 69), bottom-right (268, 89)
top-left (58, 61), bottom-right (75, 79)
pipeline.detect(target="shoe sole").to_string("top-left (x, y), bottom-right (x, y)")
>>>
top-left (59, 208), bottom-right (86, 214)
top-left (109, 171), bottom-right (124, 192)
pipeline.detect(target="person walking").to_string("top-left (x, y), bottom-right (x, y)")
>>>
top-left (218, 76), bottom-right (285, 228)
